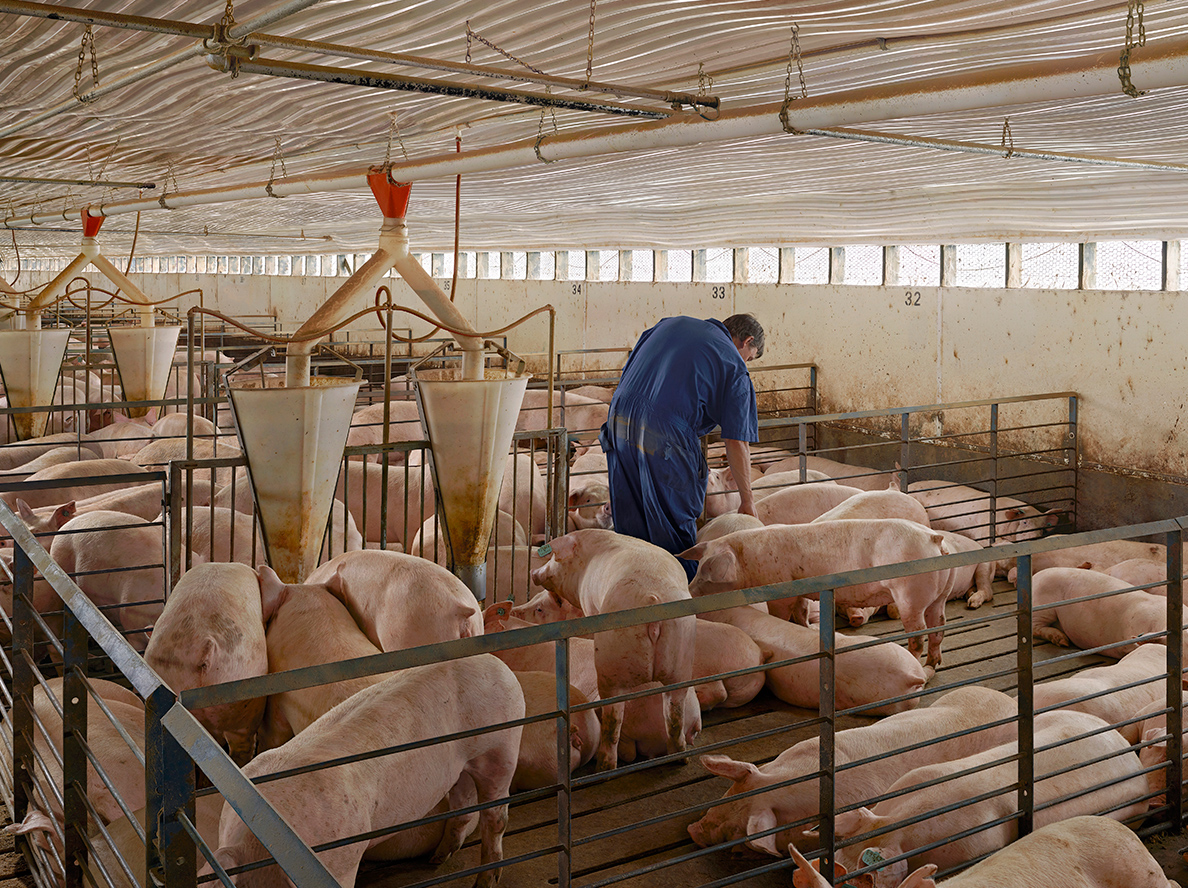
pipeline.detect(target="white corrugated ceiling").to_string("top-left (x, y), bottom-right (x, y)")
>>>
top-left (2, 0), bottom-right (1188, 257)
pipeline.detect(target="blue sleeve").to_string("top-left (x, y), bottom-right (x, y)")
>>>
top-left (716, 365), bottom-right (758, 442)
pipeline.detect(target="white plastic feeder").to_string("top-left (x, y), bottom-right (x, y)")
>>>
top-left (108, 325), bottom-right (182, 418)
top-left (227, 377), bottom-right (361, 583)
top-left (416, 366), bottom-right (530, 601)
top-left (0, 329), bottom-right (70, 440)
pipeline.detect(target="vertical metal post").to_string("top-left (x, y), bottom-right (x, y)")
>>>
top-left (1015, 554), bottom-right (1035, 836)
top-left (555, 637), bottom-right (572, 888)
top-left (899, 412), bottom-right (910, 480)
top-left (808, 366), bottom-right (818, 450)
top-left (61, 609), bottom-right (88, 888)
top-left (551, 432), bottom-right (569, 541)
top-left (11, 544), bottom-right (36, 820)
top-left (1067, 396), bottom-right (1079, 531)
top-left (1167, 527), bottom-right (1185, 825)
top-left (145, 686), bottom-right (196, 888)
top-left (989, 403), bottom-right (999, 544)
top-left (798, 424), bottom-right (807, 483)
top-left (818, 589), bottom-right (836, 884)
top-left (169, 462), bottom-right (183, 587)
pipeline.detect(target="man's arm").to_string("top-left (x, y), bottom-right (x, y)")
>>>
top-left (723, 438), bottom-right (756, 517)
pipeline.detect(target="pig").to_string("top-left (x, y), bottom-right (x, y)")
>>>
top-left (693, 618), bottom-right (767, 710)
top-left (810, 485), bottom-right (930, 526)
top-left (1135, 690), bottom-right (1188, 808)
top-left (483, 608), bottom-right (600, 703)
top-left (0, 547), bottom-right (61, 647)
top-left (1031, 643), bottom-right (1174, 743)
top-left (529, 529), bottom-right (697, 770)
top-left (5, 498), bottom-right (76, 543)
top-left (828, 710), bottom-right (1149, 887)
top-left (867, 530), bottom-right (995, 627)
top-left (0, 459), bottom-right (149, 511)
top-left (144, 562), bottom-right (271, 765)
top-left (49, 511), bottom-right (166, 651)
top-left (566, 384), bottom-right (613, 403)
top-left (408, 510), bottom-right (526, 564)
top-left (0, 445), bottom-right (98, 477)
top-left (907, 480), bottom-right (1060, 549)
top-left (751, 470), bottom-right (834, 500)
top-left (1031, 566), bottom-right (1185, 657)
top-left (517, 390), bottom-right (609, 443)
top-left (617, 682), bottom-right (701, 763)
top-left (149, 412), bottom-right (217, 440)
top-left (211, 656), bottom-right (523, 888)
top-left (1102, 557), bottom-right (1168, 594)
top-left (500, 451), bottom-right (548, 539)
top-left (754, 484), bottom-right (862, 525)
top-left (259, 568), bottom-right (385, 750)
top-left (706, 605), bottom-right (927, 716)
top-left (344, 400), bottom-right (423, 457)
top-left (764, 455), bottom-right (896, 491)
top-left (568, 482), bottom-right (614, 530)
top-left (0, 432), bottom-right (99, 470)
top-left (688, 686), bottom-right (1017, 856)
top-left (508, 587), bottom-right (585, 624)
top-left (1017, 539), bottom-right (1167, 580)
top-left (130, 438), bottom-right (241, 490)
top-left (512, 671), bottom-right (599, 789)
top-left (335, 460), bottom-right (435, 547)
top-left (306, 549), bottom-right (482, 651)
top-left (682, 520), bottom-right (951, 672)
top-left (789, 815), bottom-right (1177, 888)
top-left (183, 506), bottom-right (265, 566)
top-left (82, 419), bottom-right (154, 459)
top-left (484, 545), bottom-right (548, 602)
top-left (697, 512), bottom-right (764, 544)
top-left (704, 466), bottom-right (743, 519)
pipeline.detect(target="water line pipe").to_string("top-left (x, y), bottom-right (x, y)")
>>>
top-left (6, 36), bottom-right (1186, 230)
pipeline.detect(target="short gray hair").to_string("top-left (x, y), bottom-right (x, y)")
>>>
top-left (723, 314), bottom-right (765, 359)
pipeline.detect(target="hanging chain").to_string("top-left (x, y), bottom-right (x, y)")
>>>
top-left (1000, 117), bottom-right (1014, 158)
top-left (779, 22), bottom-right (808, 134)
top-left (697, 62), bottom-right (713, 97)
top-left (220, 0), bottom-right (236, 30)
top-left (535, 87), bottom-right (560, 163)
top-left (584, 0), bottom-right (597, 87)
top-left (382, 111), bottom-right (409, 170)
top-left (265, 136), bottom-right (288, 198)
top-left (1118, 0), bottom-right (1147, 98)
top-left (158, 162), bottom-right (180, 209)
top-left (464, 21), bottom-right (547, 75)
top-left (73, 25), bottom-right (99, 102)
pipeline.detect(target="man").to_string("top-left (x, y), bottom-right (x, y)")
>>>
top-left (599, 314), bottom-right (764, 581)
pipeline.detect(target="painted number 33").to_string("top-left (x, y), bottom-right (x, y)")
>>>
top-left (904, 290), bottom-right (921, 306)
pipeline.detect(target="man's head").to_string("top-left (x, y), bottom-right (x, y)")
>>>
top-left (724, 314), bottom-right (765, 362)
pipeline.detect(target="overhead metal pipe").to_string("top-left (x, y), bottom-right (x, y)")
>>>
top-left (0, 0), bottom-right (327, 139)
top-left (0, 174), bottom-right (155, 188)
top-left (0, 0), bottom-right (215, 39)
top-left (807, 125), bottom-right (1188, 174)
top-left (205, 54), bottom-right (675, 119)
top-left (248, 33), bottom-right (718, 109)
top-left (7, 36), bottom-right (1188, 228)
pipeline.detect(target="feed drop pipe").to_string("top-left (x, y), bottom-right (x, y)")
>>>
top-left (7, 36), bottom-right (1188, 228)
top-left (284, 171), bottom-right (482, 387)
top-left (22, 211), bottom-right (154, 328)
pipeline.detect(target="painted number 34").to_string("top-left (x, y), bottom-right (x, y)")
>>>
top-left (904, 290), bottom-right (921, 306)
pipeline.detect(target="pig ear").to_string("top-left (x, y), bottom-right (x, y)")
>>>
top-left (198, 637), bottom-right (217, 675)
top-left (699, 754), bottom-right (759, 783)
top-left (212, 847), bottom-right (241, 875)
top-left (833, 806), bottom-right (880, 838)
top-left (788, 845), bottom-right (833, 888)
top-left (256, 564), bottom-right (287, 624)
top-left (4, 809), bottom-right (55, 836)
top-left (678, 542), bottom-right (708, 561)
top-left (1143, 727), bottom-right (1168, 747)
top-left (15, 499), bottom-right (34, 520)
top-left (1002, 507), bottom-right (1024, 520)
top-left (697, 549), bottom-right (739, 585)
top-left (483, 602), bottom-right (510, 621)
top-left (743, 809), bottom-right (780, 857)
top-left (51, 502), bottom-right (77, 529)
top-left (548, 534), bottom-right (577, 561)
top-left (897, 865), bottom-right (939, 888)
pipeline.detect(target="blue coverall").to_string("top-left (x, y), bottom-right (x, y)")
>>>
top-left (598, 317), bottom-right (758, 581)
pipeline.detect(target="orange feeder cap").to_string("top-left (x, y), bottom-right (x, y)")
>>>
top-left (367, 170), bottom-right (412, 220)
top-left (81, 208), bottom-right (103, 238)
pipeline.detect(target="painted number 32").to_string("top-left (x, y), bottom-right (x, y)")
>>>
top-left (904, 290), bottom-right (921, 306)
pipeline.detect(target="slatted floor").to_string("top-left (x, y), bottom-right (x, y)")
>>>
top-left (359, 581), bottom-right (1129, 888)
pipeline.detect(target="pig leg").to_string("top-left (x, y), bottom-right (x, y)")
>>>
top-left (695, 681), bottom-right (728, 711)
top-left (224, 727), bottom-right (257, 767)
top-left (596, 701), bottom-right (625, 771)
top-left (464, 746), bottom-right (518, 888)
top-left (663, 688), bottom-right (688, 756)
top-left (966, 562), bottom-right (995, 608)
top-left (430, 773), bottom-right (480, 864)
top-left (922, 595), bottom-right (946, 673)
top-left (1032, 606), bottom-right (1070, 647)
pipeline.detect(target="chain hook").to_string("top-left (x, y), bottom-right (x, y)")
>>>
top-left (779, 22), bottom-right (808, 134)
top-left (265, 135), bottom-right (287, 198)
top-left (1000, 117), bottom-right (1015, 158)
top-left (73, 25), bottom-right (100, 103)
top-left (1118, 0), bottom-right (1147, 98)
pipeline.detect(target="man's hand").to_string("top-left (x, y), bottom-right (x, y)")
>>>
top-left (723, 438), bottom-right (756, 517)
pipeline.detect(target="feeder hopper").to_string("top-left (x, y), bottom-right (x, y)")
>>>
top-left (415, 368), bottom-right (529, 601)
top-left (0, 329), bottom-right (71, 440)
top-left (108, 325), bottom-right (182, 418)
top-left (227, 378), bottom-right (361, 583)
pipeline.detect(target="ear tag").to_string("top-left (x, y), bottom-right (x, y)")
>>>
top-left (537, 543), bottom-right (552, 557)
top-left (860, 848), bottom-right (885, 868)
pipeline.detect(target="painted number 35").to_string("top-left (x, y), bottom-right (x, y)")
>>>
top-left (904, 290), bottom-right (921, 306)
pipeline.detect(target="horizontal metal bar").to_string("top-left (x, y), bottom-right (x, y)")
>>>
top-left (221, 56), bottom-right (674, 119)
top-left (756, 392), bottom-right (1077, 429)
top-left (0, 0), bottom-right (214, 38)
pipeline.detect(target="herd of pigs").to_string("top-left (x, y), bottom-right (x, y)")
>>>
top-left (0, 375), bottom-right (1183, 888)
